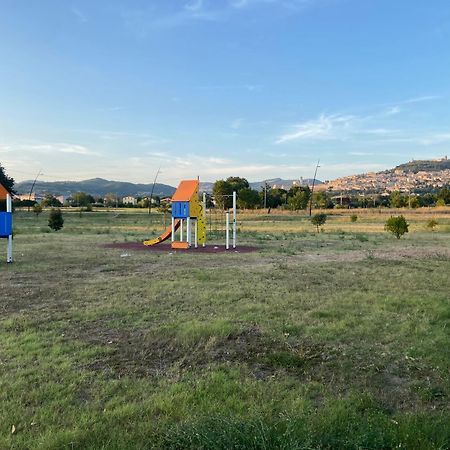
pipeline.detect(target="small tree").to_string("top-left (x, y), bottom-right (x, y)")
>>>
top-left (48, 208), bottom-right (64, 231)
top-left (385, 215), bottom-right (408, 239)
top-left (350, 214), bottom-right (358, 222)
top-left (427, 219), bottom-right (438, 231)
top-left (33, 203), bottom-right (43, 217)
top-left (311, 213), bottom-right (327, 233)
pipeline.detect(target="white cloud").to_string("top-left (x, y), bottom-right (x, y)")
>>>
top-left (385, 106), bottom-right (401, 116)
top-left (230, 118), bottom-right (244, 129)
top-left (21, 143), bottom-right (97, 156)
top-left (71, 7), bottom-right (88, 23)
top-left (276, 114), bottom-right (355, 144)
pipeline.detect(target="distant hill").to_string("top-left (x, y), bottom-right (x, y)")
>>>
top-left (15, 178), bottom-right (176, 198)
top-left (394, 158), bottom-right (450, 173)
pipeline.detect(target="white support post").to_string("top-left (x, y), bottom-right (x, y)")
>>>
top-left (232, 191), bottom-right (237, 249)
top-left (171, 216), bottom-right (175, 242)
top-left (194, 219), bottom-right (198, 248)
top-left (180, 219), bottom-right (183, 241)
top-left (187, 217), bottom-right (191, 247)
top-left (202, 192), bottom-right (206, 247)
top-left (225, 212), bottom-right (230, 250)
top-left (6, 193), bottom-right (12, 263)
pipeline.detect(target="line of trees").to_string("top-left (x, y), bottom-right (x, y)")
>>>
top-left (212, 177), bottom-right (450, 210)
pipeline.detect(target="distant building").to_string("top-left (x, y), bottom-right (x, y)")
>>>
top-left (15, 193), bottom-right (44, 203)
top-left (122, 196), bottom-right (137, 206)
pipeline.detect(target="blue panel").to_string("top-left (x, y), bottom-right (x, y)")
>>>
top-left (172, 201), bottom-right (190, 218)
top-left (0, 212), bottom-right (12, 237)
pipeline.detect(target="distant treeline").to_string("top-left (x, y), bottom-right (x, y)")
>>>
top-left (11, 177), bottom-right (450, 211)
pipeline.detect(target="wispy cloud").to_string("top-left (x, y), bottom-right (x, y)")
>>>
top-left (276, 114), bottom-right (355, 144)
top-left (230, 118), bottom-right (244, 129)
top-left (385, 106), bottom-right (401, 116)
top-left (71, 7), bottom-right (88, 23)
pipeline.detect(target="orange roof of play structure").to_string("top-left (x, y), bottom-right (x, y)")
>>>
top-left (171, 180), bottom-right (198, 202)
top-left (0, 183), bottom-right (10, 200)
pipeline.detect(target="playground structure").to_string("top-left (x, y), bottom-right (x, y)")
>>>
top-left (143, 179), bottom-right (237, 250)
top-left (0, 182), bottom-right (13, 263)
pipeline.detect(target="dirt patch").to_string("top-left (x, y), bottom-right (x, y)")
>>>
top-left (101, 242), bottom-right (259, 254)
top-left (69, 322), bottom-right (325, 380)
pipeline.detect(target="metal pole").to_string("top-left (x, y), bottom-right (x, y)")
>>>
top-left (226, 212), bottom-right (230, 250)
top-left (309, 159), bottom-right (320, 217)
top-left (171, 216), bottom-right (175, 242)
top-left (194, 219), bottom-right (198, 248)
top-left (187, 217), bottom-right (191, 247)
top-left (180, 219), bottom-right (183, 241)
top-left (6, 193), bottom-right (12, 263)
top-left (203, 192), bottom-right (207, 247)
top-left (232, 191), bottom-right (236, 249)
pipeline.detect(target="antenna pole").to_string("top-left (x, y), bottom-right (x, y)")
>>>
top-left (309, 159), bottom-right (320, 217)
top-left (148, 167), bottom-right (161, 214)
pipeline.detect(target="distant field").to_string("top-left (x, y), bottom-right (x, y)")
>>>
top-left (1, 209), bottom-right (449, 449)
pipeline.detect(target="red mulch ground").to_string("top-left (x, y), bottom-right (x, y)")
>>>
top-left (101, 242), bottom-right (259, 254)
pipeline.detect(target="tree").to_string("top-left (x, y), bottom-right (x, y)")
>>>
top-left (389, 191), bottom-right (407, 208)
top-left (237, 188), bottom-right (260, 209)
top-left (48, 208), bottom-right (64, 231)
top-left (73, 192), bottom-right (95, 207)
top-left (226, 177), bottom-right (249, 193)
top-left (104, 193), bottom-right (118, 207)
top-left (42, 194), bottom-right (63, 207)
top-left (311, 213), bottom-right (327, 232)
top-left (212, 180), bottom-right (233, 209)
top-left (266, 188), bottom-right (286, 209)
top-left (313, 191), bottom-right (334, 209)
top-left (385, 215), bottom-right (408, 239)
top-left (0, 163), bottom-right (15, 193)
top-left (33, 203), bottom-right (43, 217)
top-left (288, 186), bottom-right (311, 211)
top-left (157, 202), bottom-right (171, 228)
top-left (437, 187), bottom-right (450, 205)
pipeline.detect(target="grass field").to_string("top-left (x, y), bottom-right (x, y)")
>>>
top-left (1, 208), bottom-right (449, 449)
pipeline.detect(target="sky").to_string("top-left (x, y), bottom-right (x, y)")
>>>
top-left (1, 0), bottom-right (450, 186)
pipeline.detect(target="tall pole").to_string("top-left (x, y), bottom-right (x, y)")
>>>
top-left (309, 159), bottom-right (320, 217)
top-left (6, 193), bottom-right (12, 263)
top-left (232, 191), bottom-right (237, 249)
top-left (148, 166), bottom-right (161, 214)
top-left (225, 212), bottom-right (230, 250)
top-left (28, 169), bottom-right (42, 211)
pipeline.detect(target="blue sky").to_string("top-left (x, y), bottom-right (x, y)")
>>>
top-left (1, 0), bottom-right (450, 185)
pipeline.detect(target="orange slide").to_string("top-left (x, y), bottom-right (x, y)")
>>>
top-left (143, 219), bottom-right (180, 246)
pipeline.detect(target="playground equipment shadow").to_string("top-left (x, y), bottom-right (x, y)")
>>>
top-left (101, 242), bottom-right (259, 253)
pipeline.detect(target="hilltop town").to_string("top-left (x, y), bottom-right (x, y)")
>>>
top-left (319, 157), bottom-right (450, 194)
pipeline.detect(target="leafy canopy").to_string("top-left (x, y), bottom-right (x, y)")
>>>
top-left (0, 163), bottom-right (15, 193)
top-left (385, 215), bottom-right (409, 239)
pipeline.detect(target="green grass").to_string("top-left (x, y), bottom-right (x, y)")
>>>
top-left (1, 209), bottom-right (449, 449)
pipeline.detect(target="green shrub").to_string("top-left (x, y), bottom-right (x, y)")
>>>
top-left (427, 219), bottom-right (438, 231)
top-left (385, 215), bottom-right (408, 239)
top-left (48, 208), bottom-right (64, 231)
top-left (311, 213), bottom-right (327, 232)
top-left (350, 214), bottom-right (358, 222)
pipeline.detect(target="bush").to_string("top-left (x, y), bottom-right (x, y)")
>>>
top-left (385, 215), bottom-right (408, 239)
top-left (33, 203), bottom-right (43, 217)
top-left (350, 214), bottom-right (358, 222)
top-left (427, 219), bottom-right (438, 231)
top-left (311, 213), bottom-right (327, 232)
top-left (48, 208), bottom-right (64, 231)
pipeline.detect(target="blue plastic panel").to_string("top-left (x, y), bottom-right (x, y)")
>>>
top-left (0, 212), bottom-right (12, 237)
top-left (172, 201), bottom-right (190, 218)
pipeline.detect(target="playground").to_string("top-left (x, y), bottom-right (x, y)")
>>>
top-left (1, 202), bottom-right (449, 449)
